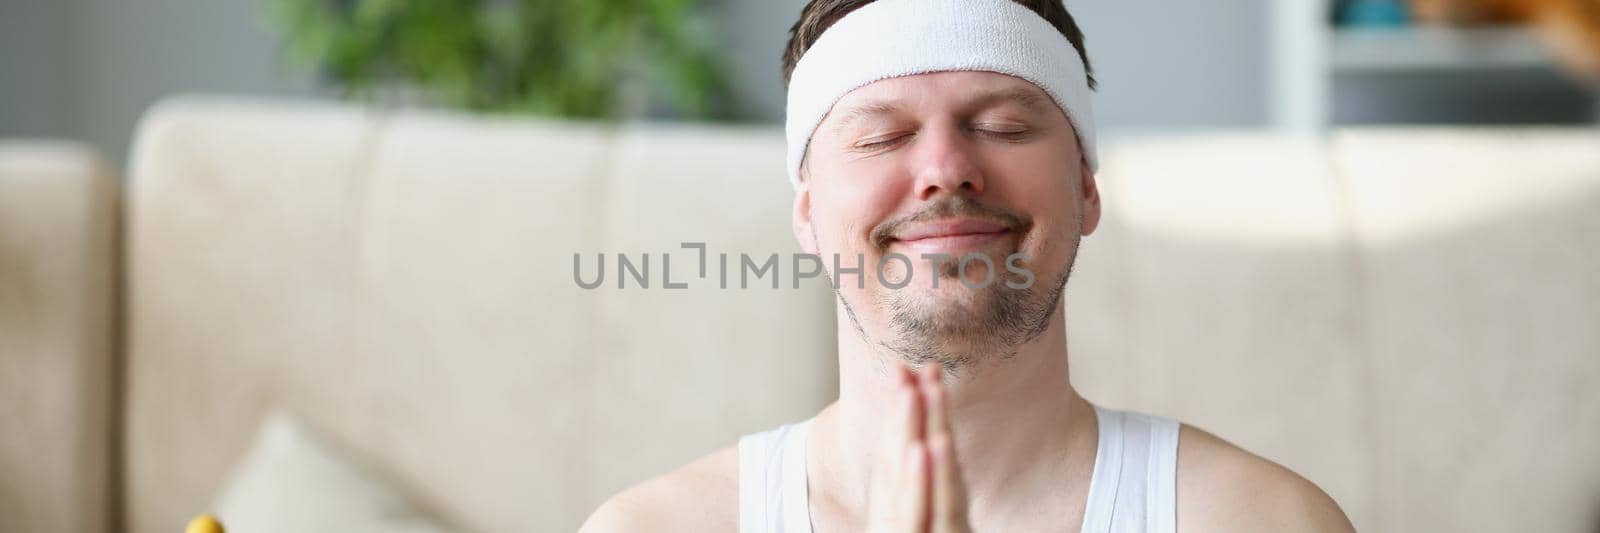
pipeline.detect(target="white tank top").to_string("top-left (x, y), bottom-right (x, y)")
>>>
top-left (737, 404), bottom-right (1180, 533)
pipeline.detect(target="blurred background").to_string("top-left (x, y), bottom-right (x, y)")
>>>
top-left (3, 1), bottom-right (1599, 533)
top-left (3, 0), bottom-right (1597, 166)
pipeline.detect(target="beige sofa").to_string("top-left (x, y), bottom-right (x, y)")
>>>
top-left (3, 95), bottom-right (1599, 533)
top-left (0, 141), bottom-right (117, 533)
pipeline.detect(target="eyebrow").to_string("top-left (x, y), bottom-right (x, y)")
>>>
top-left (971, 86), bottom-right (1055, 116)
top-left (829, 101), bottom-right (904, 138)
top-left (828, 85), bottom-right (1056, 137)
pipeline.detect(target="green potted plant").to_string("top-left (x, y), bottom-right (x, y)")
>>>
top-left (268, 0), bottom-right (738, 120)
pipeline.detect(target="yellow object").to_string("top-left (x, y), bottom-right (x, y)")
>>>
top-left (185, 513), bottom-right (224, 533)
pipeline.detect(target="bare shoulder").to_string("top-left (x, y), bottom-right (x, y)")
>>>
top-left (1176, 425), bottom-right (1355, 533)
top-left (578, 444), bottom-right (739, 533)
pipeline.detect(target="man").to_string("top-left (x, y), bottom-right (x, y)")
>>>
top-left (583, 0), bottom-right (1355, 531)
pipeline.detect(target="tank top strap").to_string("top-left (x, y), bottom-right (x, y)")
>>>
top-left (740, 406), bottom-right (1179, 533)
top-left (738, 419), bottom-right (814, 533)
top-left (1145, 411), bottom-right (1180, 533)
top-left (1080, 404), bottom-right (1181, 533)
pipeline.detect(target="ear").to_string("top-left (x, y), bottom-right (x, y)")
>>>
top-left (792, 182), bottom-right (819, 255)
top-left (1078, 157), bottom-right (1101, 237)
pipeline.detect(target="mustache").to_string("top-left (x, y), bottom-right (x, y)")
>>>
top-left (869, 197), bottom-right (1032, 251)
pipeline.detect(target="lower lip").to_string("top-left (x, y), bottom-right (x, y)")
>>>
top-left (893, 231), bottom-right (1011, 257)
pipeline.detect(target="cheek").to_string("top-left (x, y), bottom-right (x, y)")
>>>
top-left (807, 161), bottom-right (905, 250)
top-left (988, 145), bottom-right (1078, 198)
top-left (987, 148), bottom-right (1081, 255)
top-left (806, 190), bottom-right (876, 258)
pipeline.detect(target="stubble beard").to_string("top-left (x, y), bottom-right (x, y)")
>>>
top-left (834, 231), bottom-right (1082, 376)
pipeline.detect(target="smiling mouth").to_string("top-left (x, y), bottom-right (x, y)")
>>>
top-left (889, 219), bottom-right (1016, 257)
top-left (869, 197), bottom-right (1032, 257)
top-left (894, 232), bottom-right (1012, 257)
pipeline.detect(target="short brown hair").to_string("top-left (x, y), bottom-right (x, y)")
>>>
top-left (780, 0), bottom-right (1096, 90)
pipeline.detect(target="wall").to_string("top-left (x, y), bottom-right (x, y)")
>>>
top-left (716, 0), bottom-right (1275, 131)
top-left (0, 0), bottom-right (77, 138)
top-left (1, 0), bottom-right (319, 167)
top-left (73, 0), bottom-right (320, 165)
top-left (2, 0), bottom-right (1285, 169)
top-left (3, 0), bottom-right (1592, 171)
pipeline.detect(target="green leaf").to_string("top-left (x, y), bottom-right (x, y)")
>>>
top-left (267, 0), bottom-right (737, 120)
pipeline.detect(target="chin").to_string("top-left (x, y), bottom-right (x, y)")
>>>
top-left (885, 280), bottom-right (1011, 335)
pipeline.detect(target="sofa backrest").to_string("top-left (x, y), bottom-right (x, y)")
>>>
top-left (0, 141), bottom-right (116, 533)
top-left (122, 97), bottom-right (837, 533)
top-left (1072, 129), bottom-right (1600, 532)
top-left (124, 96), bottom-right (1600, 532)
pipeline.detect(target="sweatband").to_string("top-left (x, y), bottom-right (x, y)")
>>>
top-left (784, 0), bottom-right (1098, 190)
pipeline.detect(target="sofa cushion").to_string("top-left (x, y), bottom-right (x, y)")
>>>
top-left (1334, 127), bottom-right (1600, 532)
top-left (123, 97), bottom-right (837, 533)
top-left (1067, 133), bottom-right (1374, 527)
top-left (213, 413), bottom-right (453, 533)
top-left (0, 141), bottom-right (115, 533)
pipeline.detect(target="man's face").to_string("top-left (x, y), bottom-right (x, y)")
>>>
top-left (793, 70), bottom-right (1101, 370)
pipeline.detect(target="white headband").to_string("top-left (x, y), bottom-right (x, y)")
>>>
top-left (784, 0), bottom-right (1098, 190)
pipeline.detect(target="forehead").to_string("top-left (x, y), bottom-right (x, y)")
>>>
top-left (822, 71), bottom-right (1060, 131)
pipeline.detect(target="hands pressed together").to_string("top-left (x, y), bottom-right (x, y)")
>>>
top-left (867, 361), bottom-right (974, 533)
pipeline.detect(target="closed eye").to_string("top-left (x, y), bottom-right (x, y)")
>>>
top-left (855, 134), bottom-right (912, 151)
top-left (975, 127), bottom-right (1032, 141)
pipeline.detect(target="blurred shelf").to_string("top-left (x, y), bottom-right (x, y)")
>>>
top-left (1330, 26), bottom-right (1553, 72)
top-left (1276, 1), bottom-right (1597, 130)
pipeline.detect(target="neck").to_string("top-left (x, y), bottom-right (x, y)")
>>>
top-left (810, 302), bottom-right (1098, 524)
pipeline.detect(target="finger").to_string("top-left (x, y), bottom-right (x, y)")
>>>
top-left (882, 362), bottom-right (912, 442)
top-left (895, 361), bottom-right (925, 445)
top-left (928, 433), bottom-right (970, 531)
top-left (895, 359), bottom-right (915, 386)
top-left (874, 365), bottom-right (922, 483)
top-left (897, 440), bottom-right (930, 533)
top-left (876, 377), bottom-right (915, 480)
top-left (866, 440), bottom-right (903, 531)
top-left (920, 363), bottom-right (968, 530)
top-left (907, 376), bottom-right (925, 443)
top-left (920, 362), bottom-right (949, 438)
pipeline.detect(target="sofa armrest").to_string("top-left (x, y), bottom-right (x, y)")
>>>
top-left (0, 141), bottom-right (117, 533)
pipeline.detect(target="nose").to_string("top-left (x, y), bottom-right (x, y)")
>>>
top-left (909, 124), bottom-right (985, 201)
